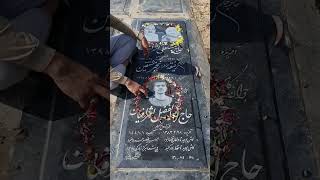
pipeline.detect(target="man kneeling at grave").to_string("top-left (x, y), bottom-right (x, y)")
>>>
top-left (0, 2), bottom-right (149, 109)
top-left (109, 15), bottom-right (149, 97)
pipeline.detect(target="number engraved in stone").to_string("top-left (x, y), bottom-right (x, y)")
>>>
top-left (86, 48), bottom-right (109, 56)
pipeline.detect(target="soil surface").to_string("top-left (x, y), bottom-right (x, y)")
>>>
top-left (190, 0), bottom-right (210, 60)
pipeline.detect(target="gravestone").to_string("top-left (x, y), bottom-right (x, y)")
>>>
top-left (10, 114), bottom-right (49, 180)
top-left (212, 0), bottom-right (318, 179)
top-left (40, 2), bottom-right (110, 179)
top-left (110, 0), bottom-right (131, 15)
top-left (139, 0), bottom-right (183, 13)
top-left (211, 1), bottom-right (283, 179)
top-left (41, 115), bottom-right (109, 180)
top-left (114, 21), bottom-right (208, 169)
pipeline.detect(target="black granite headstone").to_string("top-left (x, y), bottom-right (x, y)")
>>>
top-left (211, 0), bottom-right (317, 179)
top-left (42, 2), bottom-right (110, 179)
top-left (116, 21), bottom-right (207, 168)
top-left (211, 1), bottom-right (281, 179)
top-left (42, 115), bottom-right (109, 180)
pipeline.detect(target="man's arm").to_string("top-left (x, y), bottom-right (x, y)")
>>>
top-left (109, 66), bottom-right (128, 85)
top-left (110, 66), bottom-right (147, 96)
top-left (0, 16), bottom-right (56, 72)
top-left (0, 16), bottom-right (109, 108)
top-left (110, 15), bottom-right (144, 41)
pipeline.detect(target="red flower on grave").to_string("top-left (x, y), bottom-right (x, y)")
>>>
top-left (222, 109), bottom-right (237, 124)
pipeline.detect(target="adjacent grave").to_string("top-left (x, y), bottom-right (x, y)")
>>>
top-left (114, 21), bottom-right (208, 169)
top-left (41, 3), bottom-right (110, 179)
top-left (139, 0), bottom-right (183, 13)
top-left (10, 2), bottom-right (111, 180)
top-left (212, 0), bottom-right (318, 179)
top-left (110, 0), bottom-right (131, 15)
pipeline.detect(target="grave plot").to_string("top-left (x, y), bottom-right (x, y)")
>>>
top-left (211, 1), bottom-right (284, 179)
top-left (40, 115), bottom-right (109, 180)
top-left (112, 21), bottom-right (208, 169)
top-left (111, 0), bottom-right (131, 15)
top-left (135, 0), bottom-right (191, 17)
top-left (211, 0), bottom-right (318, 179)
top-left (9, 114), bottom-right (49, 180)
top-left (40, 5), bottom-right (110, 180)
top-left (38, 3), bottom-right (110, 180)
top-left (139, 0), bottom-right (183, 13)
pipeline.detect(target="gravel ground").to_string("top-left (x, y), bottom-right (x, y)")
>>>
top-left (190, 0), bottom-right (210, 60)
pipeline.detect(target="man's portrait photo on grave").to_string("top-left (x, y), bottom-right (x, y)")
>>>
top-left (148, 79), bottom-right (173, 107)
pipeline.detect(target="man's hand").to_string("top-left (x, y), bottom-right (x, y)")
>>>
top-left (44, 52), bottom-right (109, 109)
top-left (125, 79), bottom-right (147, 97)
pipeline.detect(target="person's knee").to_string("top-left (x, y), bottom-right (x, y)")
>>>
top-left (0, 63), bottom-right (29, 90)
top-left (11, 8), bottom-right (52, 43)
top-left (119, 34), bottom-right (137, 52)
top-left (110, 34), bottom-right (137, 66)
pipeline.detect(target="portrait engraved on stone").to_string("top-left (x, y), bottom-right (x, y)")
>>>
top-left (148, 80), bottom-right (173, 107)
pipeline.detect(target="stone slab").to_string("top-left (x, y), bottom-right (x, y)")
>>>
top-left (111, 171), bottom-right (209, 180)
top-left (114, 20), bottom-right (208, 169)
top-left (139, 0), bottom-right (183, 13)
top-left (133, 0), bottom-right (191, 18)
top-left (212, 0), bottom-right (319, 179)
top-left (41, 115), bottom-right (109, 180)
top-left (268, 34), bottom-right (319, 179)
top-left (212, 1), bottom-right (284, 179)
top-left (111, 0), bottom-right (131, 15)
top-left (9, 114), bottom-right (49, 180)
